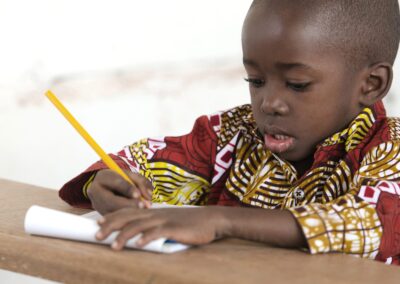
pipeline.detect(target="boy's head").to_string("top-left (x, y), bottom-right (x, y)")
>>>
top-left (242, 0), bottom-right (400, 169)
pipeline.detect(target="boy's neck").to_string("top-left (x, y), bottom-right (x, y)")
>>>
top-left (290, 155), bottom-right (314, 178)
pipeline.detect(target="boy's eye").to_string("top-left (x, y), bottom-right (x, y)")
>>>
top-left (244, 78), bottom-right (265, 88)
top-left (286, 81), bottom-right (311, 92)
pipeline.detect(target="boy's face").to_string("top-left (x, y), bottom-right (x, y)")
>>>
top-left (242, 2), bottom-right (363, 163)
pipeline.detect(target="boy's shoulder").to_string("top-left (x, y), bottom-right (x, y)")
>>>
top-left (358, 115), bottom-right (400, 160)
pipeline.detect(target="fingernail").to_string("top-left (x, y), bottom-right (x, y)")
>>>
top-left (98, 217), bottom-right (105, 224)
top-left (132, 191), bottom-right (139, 199)
top-left (96, 231), bottom-right (103, 239)
top-left (111, 241), bottom-right (119, 250)
top-left (138, 201), bottom-right (144, 209)
top-left (136, 238), bottom-right (143, 246)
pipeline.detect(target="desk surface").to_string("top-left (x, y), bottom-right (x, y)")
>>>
top-left (0, 178), bottom-right (399, 284)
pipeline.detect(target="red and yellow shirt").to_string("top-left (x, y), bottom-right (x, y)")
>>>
top-left (60, 100), bottom-right (400, 265)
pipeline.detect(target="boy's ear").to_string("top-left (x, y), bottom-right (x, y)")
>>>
top-left (359, 62), bottom-right (392, 107)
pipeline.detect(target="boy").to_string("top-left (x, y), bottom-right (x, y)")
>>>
top-left (60, 0), bottom-right (400, 265)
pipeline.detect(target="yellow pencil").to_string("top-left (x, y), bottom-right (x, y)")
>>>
top-left (45, 90), bottom-right (134, 187)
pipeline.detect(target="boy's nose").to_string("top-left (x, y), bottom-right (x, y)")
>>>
top-left (260, 93), bottom-right (289, 116)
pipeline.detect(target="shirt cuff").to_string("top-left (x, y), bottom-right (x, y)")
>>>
top-left (288, 194), bottom-right (382, 257)
top-left (82, 172), bottom-right (97, 199)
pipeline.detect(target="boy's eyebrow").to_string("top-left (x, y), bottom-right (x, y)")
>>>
top-left (275, 62), bottom-right (313, 70)
top-left (243, 58), bottom-right (313, 71)
top-left (243, 58), bottom-right (258, 67)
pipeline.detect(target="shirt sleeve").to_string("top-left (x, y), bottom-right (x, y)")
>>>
top-left (288, 142), bottom-right (400, 264)
top-left (59, 115), bottom-right (218, 208)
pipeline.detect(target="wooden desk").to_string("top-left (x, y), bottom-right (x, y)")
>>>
top-left (0, 179), bottom-right (399, 283)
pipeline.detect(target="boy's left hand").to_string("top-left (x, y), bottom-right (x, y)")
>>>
top-left (95, 207), bottom-right (228, 250)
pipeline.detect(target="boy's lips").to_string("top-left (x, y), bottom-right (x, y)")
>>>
top-left (263, 127), bottom-right (295, 153)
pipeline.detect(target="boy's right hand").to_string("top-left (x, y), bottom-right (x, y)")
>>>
top-left (87, 169), bottom-right (153, 215)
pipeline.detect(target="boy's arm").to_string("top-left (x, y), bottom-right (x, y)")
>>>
top-left (222, 208), bottom-right (307, 248)
top-left (96, 205), bottom-right (307, 250)
top-left (288, 142), bottom-right (400, 263)
top-left (58, 154), bottom-right (131, 209)
top-left (97, 142), bottom-right (400, 263)
top-left (59, 115), bottom-right (218, 209)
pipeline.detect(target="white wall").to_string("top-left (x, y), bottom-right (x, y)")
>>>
top-left (0, 0), bottom-right (253, 189)
top-left (0, 0), bottom-right (399, 190)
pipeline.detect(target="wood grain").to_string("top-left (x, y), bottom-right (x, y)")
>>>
top-left (0, 179), bottom-right (399, 283)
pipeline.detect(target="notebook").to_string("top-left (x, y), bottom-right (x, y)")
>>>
top-left (24, 203), bottom-right (196, 253)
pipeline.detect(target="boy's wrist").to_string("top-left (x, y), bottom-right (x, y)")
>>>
top-left (212, 207), bottom-right (307, 249)
top-left (213, 206), bottom-right (238, 239)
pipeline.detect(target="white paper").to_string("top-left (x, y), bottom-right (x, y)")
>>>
top-left (24, 205), bottom-right (191, 253)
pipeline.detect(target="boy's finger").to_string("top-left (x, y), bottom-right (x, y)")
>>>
top-left (97, 207), bottom-right (149, 237)
top-left (99, 170), bottom-right (152, 204)
top-left (112, 218), bottom-right (162, 250)
top-left (93, 188), bottom-right (143, 215)
top-left (135, 226), bottom-right (166, 248)
top-left (96, 170), bottom-right (133, 198)
top-left (110, 177), bottom-right (135, 198)
top-left (106, 194), bottom-right (142, 212)
top-left (137, 185), bottom-right (153, 202)
top-left (135, 176), bottom-right (153, 201)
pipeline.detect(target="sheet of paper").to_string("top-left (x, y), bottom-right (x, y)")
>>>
top-left (24, 204), bottom-right (191, 253)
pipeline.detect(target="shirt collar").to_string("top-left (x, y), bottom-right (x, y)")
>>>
top-left (320, 100), bottom-right (386, 152)
top-left (241, 100), bottom-right (386, 153)
top-left (240, 111), bottom-right (264, 144)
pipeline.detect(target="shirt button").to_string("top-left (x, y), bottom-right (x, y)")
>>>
top-left (293, 188), bottom-right (305, 201)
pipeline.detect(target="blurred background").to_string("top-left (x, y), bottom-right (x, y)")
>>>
top-left (0, 0), bottom-right (399, 190)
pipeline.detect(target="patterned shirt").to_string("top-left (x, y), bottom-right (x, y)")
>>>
top-left (60, 100), bottom-right (400, 265)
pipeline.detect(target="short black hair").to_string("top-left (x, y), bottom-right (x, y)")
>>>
top-left (250, 0), bottom-right (400, 69)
